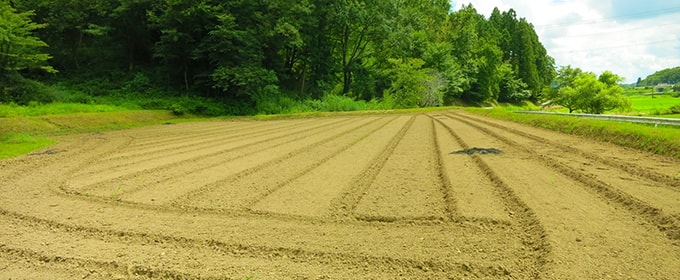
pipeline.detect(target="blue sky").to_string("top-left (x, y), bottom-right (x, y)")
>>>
top-left (451, 0), bottom-right (680, 83)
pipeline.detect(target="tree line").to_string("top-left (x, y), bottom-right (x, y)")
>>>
top-left (3, 1), bottom-right (558, 111)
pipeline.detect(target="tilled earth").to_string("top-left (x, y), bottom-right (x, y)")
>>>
top-left (0, 111), bottom-right (678, 279)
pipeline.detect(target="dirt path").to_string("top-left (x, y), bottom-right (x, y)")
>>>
top-left (0, 111), bottom-right (678, 279)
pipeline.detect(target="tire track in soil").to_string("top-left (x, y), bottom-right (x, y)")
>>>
top-left (441, 112), bottom-right (680, 279)
top-left (352, 115), bottom-right (451, 222)
top-left (172, 116), bottom-right (392, 210)
top-left (64, 117), bottom-right (352, 196)
top-left (66, 118), bottom-right (344, 188)
top-left (449, 112), bottom-right (680, 240)
top-left (454, 111), bottom-right (680, 189)
top-left (430, 114), bottom-right (550, 279)
top-left (329, 116), bottom-right (416, 219)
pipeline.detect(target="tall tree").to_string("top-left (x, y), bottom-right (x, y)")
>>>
top-left (0, 1), bottom-right (55, 77)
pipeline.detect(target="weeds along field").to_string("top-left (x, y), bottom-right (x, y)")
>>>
top-left (0, 110), bottom-right (679, 279)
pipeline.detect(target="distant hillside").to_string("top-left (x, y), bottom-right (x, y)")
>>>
top-left (640, 66), bottom-right (680, 86)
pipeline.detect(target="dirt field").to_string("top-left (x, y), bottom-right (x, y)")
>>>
top-left (0, 110), bottom-right (678, 279)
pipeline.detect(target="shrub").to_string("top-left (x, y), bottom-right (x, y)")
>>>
top-left (668, 104), bottom-right (680, 114)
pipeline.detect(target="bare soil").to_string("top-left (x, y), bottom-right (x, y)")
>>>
top-left (0, 110), bottom-right (678, 279)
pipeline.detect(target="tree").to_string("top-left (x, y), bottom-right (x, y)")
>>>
top-left (383, 58), bottom-right (431, 108)
top-left (329, 0), bottom-right (394, 96)
top-left (554, 71), bottom-right (630, 114)
top-left (0, 1), bottom-right (55, 79)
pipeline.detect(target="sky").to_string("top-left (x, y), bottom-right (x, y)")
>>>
top-left (451, 0), bottom-right (680, 84)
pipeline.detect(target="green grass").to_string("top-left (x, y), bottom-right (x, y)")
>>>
top-left (0, 110), bottom-right (194, 159)
top-left (624, 95), bottom-right (680, 115)
top-left (0, 102), bottom-right (128, 118)
top-left (0, 134), bottom-right (55, 159)
top-left (468, 108), bottom-right (680, 159)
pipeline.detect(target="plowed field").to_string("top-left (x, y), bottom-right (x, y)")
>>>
top-left (1, 111), bottom-right (679, 279)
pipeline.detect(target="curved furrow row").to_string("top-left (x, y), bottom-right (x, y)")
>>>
top-left (169, 116), bottom-right (390, 209)
top-left (329, 116), bottom-right (416, 219)
top-left (63, 117), bottom-right (354, 194)
top-left (123, 119), bottom-right (276, 149)
top-left (430, 114), bottom-right (550, 279)
top-left (448, 113), bottom-right (680, 240)
top-left (452, 111), bottom-right (680, 189)
top-left (74, 116), bottom-right (375, 203)
top-left (243, 116), bottom-right (407, 213)
top-left (439, 112), bottom-right (680, 279)
top-left (102, 119), bottom-right (317, 162)
top-left (249, 116), bottom-right (415, 219)
top-left (0, 207), bottom-right (519, 279)
top-left (176, 116), bottom-right (396, 211)
top-left (69, 118), bottom-right (346, 181)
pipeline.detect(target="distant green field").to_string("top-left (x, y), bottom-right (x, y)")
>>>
top-left (628, 95), bottom-right (680, 111)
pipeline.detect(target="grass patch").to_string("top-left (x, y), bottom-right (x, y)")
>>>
top-left (0, 110), bottom-right (192, 159)
top-left (467, 108), bottom-right (680, 159)
top-left (0, 134), bottom-right (55, 159)
top-left (0, 102), bottom-right (127, 118)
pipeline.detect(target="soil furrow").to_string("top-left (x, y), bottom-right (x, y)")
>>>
top-left (244, 116), bottom-right (402, 211)
top-left (102, 119), bottom-right (315, 162)
top-left (68, 118), bottom-right (348, 185)
top-left (65, 117), bottom-right (353, 195)
top-left (431, 117), bottom-right (461, 221)
top-left (441, 113), bottom-right (680, 279)
top-left (2, 110), bottom-right (678, 279)
top-left (171, 116), bottom-right (388, 208)
top-left (432, 115), bottom-right (550, 279)
top-left (330, 115), bottom-right (417, 218)
top-left (249, 116), bottom-right (414, 218)
top-left (449, 113), bottom-right (680, 240)
top-left (0, 207), bottom-right (520, 279)
top-left (453, 111), bottom-right (680, 189)
top-left (353, 115), bottom-right (449, 221)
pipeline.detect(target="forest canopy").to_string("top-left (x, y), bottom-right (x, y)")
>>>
top-left (4, 0), bottom-right (557, 113)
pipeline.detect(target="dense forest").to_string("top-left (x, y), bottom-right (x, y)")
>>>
top-left (2, 0), bottom-right (556, 115)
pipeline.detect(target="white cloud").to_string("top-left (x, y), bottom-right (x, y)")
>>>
top-left (452, 0), bottom-right (680, 83)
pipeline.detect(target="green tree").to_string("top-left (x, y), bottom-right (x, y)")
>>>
top-left (329, 0), bottom-right (395, 96)
top-left (0, 1), bottom-right (55, 78)
top-left (383, 58), bottom-right (431, 108)
top-left (555, 71), bottom-right (630, 114)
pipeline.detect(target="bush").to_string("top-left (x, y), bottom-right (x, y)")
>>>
top-left (0, 73), bottom-right (54, 105)
top-left (667, 104), bottom-right (680, 114)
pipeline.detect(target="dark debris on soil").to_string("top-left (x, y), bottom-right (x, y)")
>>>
top-left (450, 147), bottom-right (503, 155)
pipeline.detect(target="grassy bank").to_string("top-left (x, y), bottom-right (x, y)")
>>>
top-left (0, 110), bottom-right (189, 159)
top-left (467, 108), bottom-right (680, 160)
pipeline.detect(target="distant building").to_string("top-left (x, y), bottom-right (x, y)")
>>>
top-left (655, 83), bottom-right (672, 92)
